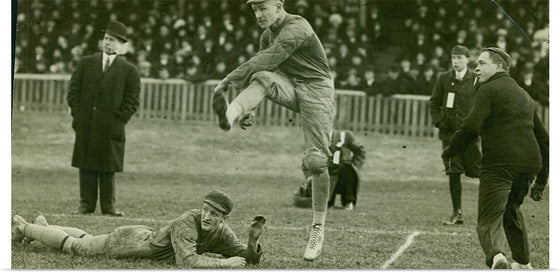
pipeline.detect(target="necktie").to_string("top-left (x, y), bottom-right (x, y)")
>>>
top-left (104, 57), bottom-right (111, 72)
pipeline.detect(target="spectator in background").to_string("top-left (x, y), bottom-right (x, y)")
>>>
top-left (417, 65), bottom-right (437, 96)
top-left (429, 45), bottom-right (481, 226)
top-left (209, 57), bottom-right (229, 80)
top-left (518, 68), bottom-right (548, 106)
top-left (184, 56), bottom-right (207, 83)
top-left (362, 66), bottom-right (381, 96)
top-left (339, 68), bottom-right (361, 90)
top-left (379, 64), bottom-right (401, 96)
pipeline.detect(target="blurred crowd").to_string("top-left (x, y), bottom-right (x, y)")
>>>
top-left (14, 0), bottom-right (549, 105)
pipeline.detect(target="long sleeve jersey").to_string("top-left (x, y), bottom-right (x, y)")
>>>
top-left (226, 13), bottom-right (331, 90)
top-left (148, 209), bottom-right (262, 268)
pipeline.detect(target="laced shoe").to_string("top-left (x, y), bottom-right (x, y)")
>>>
top-left (443, 209), bottom-right (464, 225)
top-left (511, 262), bottom-right (533, 269)
top-left (491, 253), bottom-right (509, 269)
top-left (303, 224), bottom-right (324, 261)
top-left (23, 215), bottom-right (49, 244)
top-left (212, 90), bottom-right (231, 131)
top-left (12, 215), bottom-right (28, 243)
top-left (344, 203), bottom-right (354, 210)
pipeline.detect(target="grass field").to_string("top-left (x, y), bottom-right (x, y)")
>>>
top-left (11, 111), bottom-right (549, 269)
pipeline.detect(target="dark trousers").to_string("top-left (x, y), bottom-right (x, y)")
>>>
top-left (477, 167), bottom-right (534, 267)
top-left (328, 164), bottom-right (358, 207)
top-left (79, 169), bottom-right (116, 213)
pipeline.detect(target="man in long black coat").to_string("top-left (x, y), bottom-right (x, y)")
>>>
top-left (67, 21), bottom-right (140, 217)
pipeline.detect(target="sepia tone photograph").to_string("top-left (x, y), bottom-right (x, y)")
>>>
top-left (11, 0), bottom-right (549, 269)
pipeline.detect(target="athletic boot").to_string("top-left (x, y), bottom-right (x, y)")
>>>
top-left (511, 261), bottom-right (533, 269)
top-left (303, 223), bottom-right (324, 261)
top-left (12, 215), bottom-right (28, 243)
top-left (443, 209), bottom-right (464, 225)
top-left (212, 89), bottom-right (231, 131)
top-left (491, 253), bottom-right (509, 269)
top-left (22, 215), bottom-right (49, 244)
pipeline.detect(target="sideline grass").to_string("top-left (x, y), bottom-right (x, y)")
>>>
top-left (11, 111), bottom-right (549, 269)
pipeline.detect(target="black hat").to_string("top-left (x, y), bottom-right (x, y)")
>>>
top-left (451, 45), bottom-right (470, 57)
top-left (105, 21), bottom-right (128, 43)
top-left (482, 47), bottom-right (512, 67)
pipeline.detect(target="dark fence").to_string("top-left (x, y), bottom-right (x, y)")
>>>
top-left (13, 74), bottom-right (549, 138)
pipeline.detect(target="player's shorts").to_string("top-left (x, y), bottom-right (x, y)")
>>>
top-left (250, 71), bottom-right (335, 158)
top-left (441, 138), bottom-right (481, 177)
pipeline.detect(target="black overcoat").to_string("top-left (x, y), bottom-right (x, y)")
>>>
top-left (67, 53), bottom-right (140, 172)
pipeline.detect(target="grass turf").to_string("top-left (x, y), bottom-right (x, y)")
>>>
top-left (11, 111), bottom-right (549, 269)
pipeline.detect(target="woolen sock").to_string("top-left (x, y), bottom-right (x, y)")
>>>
top-left (226, 83), bottom-right (266, 126)
top-left (312, 171), bottom-right (330, 225)
top-left (50, 225), bottom-right (90, 239)
top-left (24, 224), bottom-right (71, 250)
top-left (449, 174), bottom-right (462, 212)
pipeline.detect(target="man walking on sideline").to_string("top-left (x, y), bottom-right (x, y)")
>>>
top-left (212, 0), bottom-right (335, 261)
top-left (442, 47), bottom-right (549, 269)
top-left (67, 21), bottom-right (140, 217)
top-left (12, 190), bottom-right (266, 269)
top-left (429, 45), bottom-right (481, 225)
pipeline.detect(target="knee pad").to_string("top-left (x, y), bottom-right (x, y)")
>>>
top-left (303, 151), bottom-right (328, 174)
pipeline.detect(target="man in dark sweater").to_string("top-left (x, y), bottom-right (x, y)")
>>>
top-left (442, 48), bottom-right (549, 269)
top-left (429, 45), bottom-right (481, 226)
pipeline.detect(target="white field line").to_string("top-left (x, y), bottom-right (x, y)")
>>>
top-left (381, 231), bottom-right (421, 269)
top-left (42, 213), bottom-right (471, 236)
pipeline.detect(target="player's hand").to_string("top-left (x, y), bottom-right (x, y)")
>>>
top-left (214, 78), bottom-right (230, 93)
top-left (529, 183), bottom-right (546, 201)
top-left (238, 111), bottom-right (255, 130)
top-left (221, 256), bottom-right (247, 268)
top-left (248, 215), bottom-right (266, 240)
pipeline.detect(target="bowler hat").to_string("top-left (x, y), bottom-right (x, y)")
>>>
top-left (104, 21), bottom-right (128, 43)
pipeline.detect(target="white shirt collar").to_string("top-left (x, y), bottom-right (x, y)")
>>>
top-left (455, 68), bottom-right (467, 80)
top-left (103, 52), bottom-right (117, 64)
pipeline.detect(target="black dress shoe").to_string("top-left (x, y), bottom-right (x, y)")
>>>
top-left (102, 210), bottom-right (124, 217)
top-left (71, 208), bottom-right (94, 215)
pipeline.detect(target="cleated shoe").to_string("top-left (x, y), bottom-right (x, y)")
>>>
top-left (443, 210), bottom-right (464, 225)
top-left (212, 90), bottom-right (231, 131)
top-left (511, 262), bottom-right (533, 269)
top-left (23, 215), bottom-right (49, 244)
top-left (491, 253), bottom-right (509, 269)
top-left (12, 215), bottom-right (28, 243)
top-left (303, 224), bottom-right (324, 261)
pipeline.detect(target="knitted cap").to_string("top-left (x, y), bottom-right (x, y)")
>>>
top-left (204, 190), bottom-right (233, 215)
top-left (451, 45), bottom-right (470, 57)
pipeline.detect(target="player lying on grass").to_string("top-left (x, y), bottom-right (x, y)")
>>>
top-left (12, 190), bottom-right (266, 269)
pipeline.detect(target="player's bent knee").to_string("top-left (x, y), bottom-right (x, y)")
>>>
top-left (249, 71), bottom-right (273, 88)
top-left (303, 151), bottom-right (328, 174)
